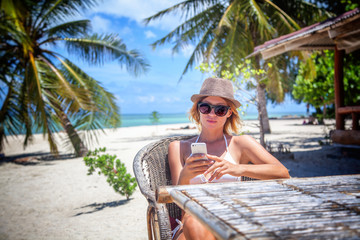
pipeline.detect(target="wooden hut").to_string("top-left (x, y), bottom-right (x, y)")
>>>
top-left (250, 8), bottom-right (360, 145)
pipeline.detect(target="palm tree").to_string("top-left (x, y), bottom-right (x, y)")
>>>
top-left (145, 0), bottom-right (327, 144)
top-left (0, 0), bottom-right (149, 156)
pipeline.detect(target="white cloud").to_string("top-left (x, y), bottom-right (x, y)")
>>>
top-left (88, 0), bottom-right (184, 30)
top-left (145, 30), bottom-right (156, 39)
top-left (91, 15), bottom-right (111, 33)
top-left (138, 95), bottom-right (155, 103)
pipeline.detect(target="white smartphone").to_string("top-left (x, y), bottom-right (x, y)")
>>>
top-left (191, 142), bottom-right (207, 155)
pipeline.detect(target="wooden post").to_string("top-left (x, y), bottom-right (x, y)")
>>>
top-left (352, 113), bottom-right (359, 130)
top-left (334, 47), bottom-right (345, 130)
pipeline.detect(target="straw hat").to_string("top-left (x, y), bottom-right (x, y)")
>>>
top-left (191, 77), bottom-right (241, 108)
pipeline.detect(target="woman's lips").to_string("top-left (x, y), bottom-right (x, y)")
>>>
top-left (206, 119), bottom-right (217, 124)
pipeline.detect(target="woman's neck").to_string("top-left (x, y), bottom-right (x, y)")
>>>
top-left (198, 130), bottom-right (224, 143)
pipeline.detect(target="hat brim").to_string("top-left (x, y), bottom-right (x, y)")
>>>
top-left (191, 94), bottom-right (241, 108)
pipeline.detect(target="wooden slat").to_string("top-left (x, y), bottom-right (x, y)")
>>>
top-left (169, 189), bottom-right (245, 240)
top-left (157, 175), bottom-right (360, 240)
top-left (337, 106), bottom-right (360, 114)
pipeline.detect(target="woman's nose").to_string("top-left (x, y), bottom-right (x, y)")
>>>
top-left (208, 107), bottom-right (217, 116)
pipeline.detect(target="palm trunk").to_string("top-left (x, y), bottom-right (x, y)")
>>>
top-left (50, 99), bottom-right (88, 157)
top-left (58, 110), bottom-right (88, 157)
top-left (257, 83), bottom-right (271, 134)
top-left (256, 83), bottom-right (265, 147)
top-left (252, 35), bottom-right (271, 139)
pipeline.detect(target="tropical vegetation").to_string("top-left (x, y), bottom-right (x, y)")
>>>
top-left (292, 1), bottom-right (359, 123)
top-left (145, 0), bottom-right (328, 138)
top-left (84, 148), bottom-right (137, 200)
top-left (293, 50), bottom-right (360, 123)
top-left (0, 0), bottom-right (149, 156)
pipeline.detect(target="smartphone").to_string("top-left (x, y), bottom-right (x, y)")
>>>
top-left (191, 142), bottom-right (207, 155)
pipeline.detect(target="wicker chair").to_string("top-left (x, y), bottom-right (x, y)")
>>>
top-left (133, 135), bottom-right (256, 240)
top-left (133, 135), bottom-right (195, 240)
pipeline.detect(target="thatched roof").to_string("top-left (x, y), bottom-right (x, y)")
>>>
top-left (250, 8), bottom-right (360, 60)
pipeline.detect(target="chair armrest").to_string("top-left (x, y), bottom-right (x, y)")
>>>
top-left (155, 202), bottom-right (172, 240)
top-left (133, 141), bottom-right (157, 203)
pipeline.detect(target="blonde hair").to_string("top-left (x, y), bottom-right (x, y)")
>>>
top-left (189, 97), bottom-right (242, 135)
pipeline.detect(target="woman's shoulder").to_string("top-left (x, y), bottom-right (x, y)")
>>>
top-left (169, 136), bottom-right (197, 148)
top-left (231, 134), bottom-right (257, 146)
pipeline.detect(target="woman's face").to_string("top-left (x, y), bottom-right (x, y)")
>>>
top-left (199, 96), bottom-right (232, 131)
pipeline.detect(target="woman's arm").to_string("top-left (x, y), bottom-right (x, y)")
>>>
top-left (168, 141), bottom-right (183, 185)
top-left (239, 135), bottom-right (290, 180)
top-left (168, 140), bottom-right (214, 185)
top-left (205, 135), bottom-right (290, 181)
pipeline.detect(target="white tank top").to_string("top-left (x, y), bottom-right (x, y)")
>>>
top-left (189, 135), bottom-right (241, 184)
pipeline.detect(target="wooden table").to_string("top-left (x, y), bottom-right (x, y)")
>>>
top-left (157, 175), bottom-right (360, 240)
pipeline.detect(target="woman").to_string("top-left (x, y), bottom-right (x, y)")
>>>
top-left (168, 77), bottom-right (290, 240)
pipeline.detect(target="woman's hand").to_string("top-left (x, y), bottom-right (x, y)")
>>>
top-left (178, 154), bottom-right (214, 185)
top-left (204, 154), bottom-right (244, 182)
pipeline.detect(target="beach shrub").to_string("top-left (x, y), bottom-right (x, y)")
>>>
top-left (84, 148), bottom-right (137, 200)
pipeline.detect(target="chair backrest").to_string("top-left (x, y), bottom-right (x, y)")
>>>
top-left (133, 135), bottom-right (196, 220)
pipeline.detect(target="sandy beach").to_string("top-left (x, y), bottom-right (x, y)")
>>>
top-left (1, 119), bottom-right (360, 240)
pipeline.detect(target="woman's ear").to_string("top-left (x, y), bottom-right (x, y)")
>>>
top-left (227, 108), bottom-right (233, 118)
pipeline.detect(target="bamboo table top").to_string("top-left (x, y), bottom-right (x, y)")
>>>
top-left (157, 175), bottom-right (360, 240)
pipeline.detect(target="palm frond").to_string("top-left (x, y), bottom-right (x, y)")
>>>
top-left (39, 55), bottom-right (90, 112)
top-left (0, 82), bottom-right (23, 151)
top-left (58, 59), bottom-right (120, 146)
top-left (63, 34), bottom-right (149, 76)
top-left (171, 4), bottom-right (224, 54)
top-left (143, 0), bottom-right (220, 25)
top-left (37, 0), bottom-right (98, 27)
top-left (45, 19), bottom-right (91, 39)
top-left (247, 0), bottom-right (275, 40)
top-left (179, 21), bottom-right (219, 79)
top-left (266, 58), bottom-right (284, 102)
top-left (60, 59), bottom-right (120, 127)
top-left (264, 0), bottom-right (300, 30)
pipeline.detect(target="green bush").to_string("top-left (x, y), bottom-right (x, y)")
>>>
top-left (84, 148), bottom-right (137, 200)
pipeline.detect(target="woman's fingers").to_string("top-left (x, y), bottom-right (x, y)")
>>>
top-left (206, 154), bottom-right (223, 162)
top-left (186, 153), bottom-right (207, 163)
top-left (204, 159), bottom-right (223, 175)
top-left (208, 168), bottom-right (222, 182)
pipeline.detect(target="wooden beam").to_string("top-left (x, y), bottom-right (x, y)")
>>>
top-left (328, 17), bottom-right (360, 39)
top-left (297, 45), bottom-right (335, 50)
top-left (261, 45), bottom-right (286, 60)
top-left (337, 106), bottom-right (360, 114)
top-left (156, 186), bottom-right (173, 203)
top-left (331, 130), bottom-right (360, 145)
top-left (284, 31), bottom-right (330, 51)
top-left (334, 47), bottom-right (345, 130)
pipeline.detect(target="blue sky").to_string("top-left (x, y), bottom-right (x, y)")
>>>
top-left (71, 0), bottom-right (309, 115)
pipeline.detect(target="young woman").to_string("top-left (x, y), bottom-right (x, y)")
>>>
top-left (168, 77), bottom-right (290, 240)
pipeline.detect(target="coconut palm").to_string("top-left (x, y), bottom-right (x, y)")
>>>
top-left (0, 0), bottom-right (149, 156)
top-left (145, 0), bottom-right (327, 141)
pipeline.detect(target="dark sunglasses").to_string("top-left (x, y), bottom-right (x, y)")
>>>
top-left (198, 102), bottom-right (230, 117)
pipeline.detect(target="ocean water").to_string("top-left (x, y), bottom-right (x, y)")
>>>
top-left (4, 111), bottom-right (306, 135)
top-left (120, 112), bottom-right (306, 128)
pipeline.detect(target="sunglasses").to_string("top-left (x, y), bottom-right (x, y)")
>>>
top-left (198, 102), bottom-right (230, 117)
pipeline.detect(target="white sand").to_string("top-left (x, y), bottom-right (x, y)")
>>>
top-left (1, 119), bottom-right (359, 240)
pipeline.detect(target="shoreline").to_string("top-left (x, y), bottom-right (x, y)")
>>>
top-left (1, 118), bottom-right (359, 240)
top-left (0, 115), bottom-right (309, 145)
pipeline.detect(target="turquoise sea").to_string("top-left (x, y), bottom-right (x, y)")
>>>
top-left (120, 112), bottom-right (306, 128)
top-left (5, 111), bottom-right (306, 135)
